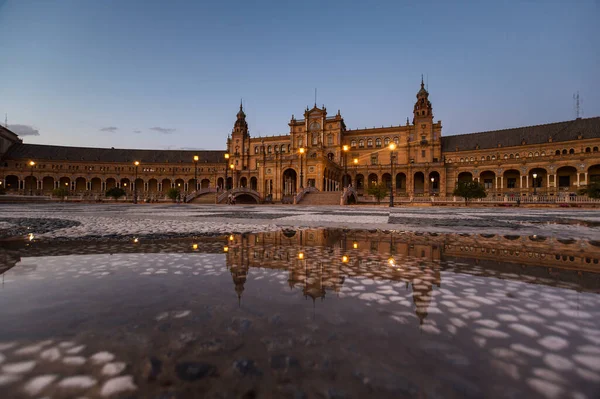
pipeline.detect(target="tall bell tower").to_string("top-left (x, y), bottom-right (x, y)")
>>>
top-left (230, 101), bottom-right (250, 170)
top-left (412, 76), bottom-right (436, 163)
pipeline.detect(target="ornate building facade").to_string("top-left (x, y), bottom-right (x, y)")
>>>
top-left (1, 79), bottom-right (599, 203)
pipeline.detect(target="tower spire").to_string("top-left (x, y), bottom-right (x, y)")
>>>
top-left (421, 74), bottom-right (424, 88)
top-left (240, 98), bottom-right (243, 111)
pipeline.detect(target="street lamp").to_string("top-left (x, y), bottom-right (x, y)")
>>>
top-left (533, 173), bottom-right (537, 195)
top-left (224, 153), bottom-right (230, 190)
top-left (28, 161), bottom-right (35, 196)
top-left (389, 143), bottom-right (396, 207)
top-left (299, 147), bottom-right (305, 189)
top-left (230, 163), bottom-right (235, 189)
top-left (133, 161), bottom-right (139, 204)
top-left (342, 145), bottom-right (349, 187)
top-left (430, 177), bottom-right (435, 195)
top-left (193, 155), bottom-right (199, 192)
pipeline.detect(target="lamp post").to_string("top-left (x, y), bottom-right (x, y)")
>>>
top-left (342, 145), bottom-right (349, 188)
top-left (430, 177), bottom-right (435, 195)
top-left (389, 143), bottom-right (396, 207)
top-left (133, 161), bottom-right (139, 204)
top-left (193, 155), bottom-right (199, 192)
top-left (533, 173), bottom-right (537, 195)
top-left (230, 163), bottom-right (235, 189)
top-left (224, 153), bottom-right (230, 190)
top-left (353, 158), bottom-right (358, 189)
top-left (29, 161), bottom-right (35, 196)
top-left (299, 147), bottom-right (305, 189)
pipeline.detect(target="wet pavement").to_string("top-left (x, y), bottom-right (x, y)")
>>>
top-left (1, 229), bottom-right (599, 398)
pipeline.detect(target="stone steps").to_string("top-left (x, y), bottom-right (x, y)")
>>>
top-left (298, 191), bottom-right (341, 205)
top-left (190, 194), bottom-right (216, 204)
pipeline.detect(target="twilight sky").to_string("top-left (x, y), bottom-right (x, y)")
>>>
top-left (0, 0), bottom-right (598, 151)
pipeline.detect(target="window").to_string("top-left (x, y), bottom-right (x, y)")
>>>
top-left (384, 137), bottom-right (390, 146)
top-left (367, 139), bottom-right (373, 147)
top-left (562, 149), bottom-right (567, 155)
top-left (515, 153), bottom-right (520, 159)
top-left (274, 146), bottom-right (279, 153)
top-left (327, 134), bottom-right (333, 146)
top-left (559, 176), bottom-right (570, 188)
top-left (288, 144), bottom-right (291, 152)
top-left (507, 178), bottom-right (516, 188)
top-left (486, 156), bottom-right (491, 161)
top-left (460, 158), bottom-right (464, 163)
top-left (534, 151), bottom-right (539, 156)
top-left (504, 154), bottom-right (508, 159)
top-left (481, 156), bottom-right (485, 161)
top-left (540, 151), bottom-right (545, 156)
top-left (491, 155), bottom-right (496, 160)
top-left (569, 148), bottom-right (575, 154)
top-left (309, 122), bottom-right (320, 131)
top-left (421, 150), bottom-right (426, 157)
top-left (433, 133), bottom-right (437, 140)
top-left (359, 140), bottom-right (364, 148)
top-left (421, 135), bottom-right (426, 141)
top-left (555, 150), bottom-right (561, 155)
top-left (254, 147), bottom-right (259, 154)
top-left (312, 134), bottom-right (318, 145)
top-left (267, 146), bottom-right (272, 154)
top-left (484, 179), bottom-right (493, 189)
top-left (470, 157), bottom-right (474, 162)
top-left (375, 138), bottom-right (382, 147)
top-left (394, 136), bottom-right (399, 144)
top-left (351, 140), bottom-right (357, 148)
top-left (370, 153), bottom-right (378, 165)
top-left (528, 152), bottom-right (533, 157)
top-left (298, 138), bottom-right (303, 147)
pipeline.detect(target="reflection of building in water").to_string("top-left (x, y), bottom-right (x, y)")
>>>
top-left (224, 229), bottom-right (600, 323)
top-left (225, 229), bottom-right (442, 323)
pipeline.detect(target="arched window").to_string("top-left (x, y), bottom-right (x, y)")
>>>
top-left (594, 147), bottom-right (599, 152)
top-left (281, 144), bottom-right (285, 153)
top-left (327, 134), bottom-right (333, 146)
top-left (367, 139), bottom-right (373, 147)
top-left (384, 137), bottom-right (390, 146)
top-left (267, 146), bottom-right (272, 154)
top-left (491, 155), bottom-right (496, 160)
top-left (534, 151), bottom-right (539, 156)
top-left (540, 151), bottom-right (545, 156)
top-left (569, 148), bottom-right (575, 154)
top-left (288, 144), bottom-right (291, 152)
top-left (515, 153), bottom-right (520, 158)
top-left (298, 138), bottom-right (303, 147)
top-left (562, 149), bottom-right (567, 155)
top-left (274, 146), bottom-right (279, 153)
top-left (504, 154), bottom-right (508, 159)
top-left (555, 150), bottom-right (561, 156)
top-left (312, 134), bottom-right (318, 145)
top-left (359, 140), bottom-right (365, 148)
top-left (481, 156), bottom-right (485, 161)
top-left (393, 136), bottom-right (399, 144)
top-left (585, 147), bottom-right (591, 153)
top-left (254, 147), bottom-right (259, 154)
top-left (351, 140), bottom-right (357, 148)
top-left (528, 152), bottom-right (533, 157)
top-left (509, 154), bottom-right (514, 159)
top-left (309, 122), bottom-right (320, 131)
top-left (470, 157), bottom-right (474, 162)
top-left (486, 156), bottom-right (491, 161)
top-left (460, 158), bottom-right (464, 163)
top-left (375, 138), bottom-right (382, 147)
top-left (448, 159), bottom-right (453, 163)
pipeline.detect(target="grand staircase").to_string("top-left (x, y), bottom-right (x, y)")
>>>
top-left (297, 191), bottom-right (341, 205)
top-left (190, 193), bottom-right (216, 204)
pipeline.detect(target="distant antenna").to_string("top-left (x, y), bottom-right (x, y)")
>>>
top-left (573, 91), bottom-right (581, 119)
top-left (314, 88), bottom-right (317, 107)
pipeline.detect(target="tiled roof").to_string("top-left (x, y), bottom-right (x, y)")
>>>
top-left (2, 143), bottom-right (226, 164)
top-left (441, 117), bottom-right (600, 152)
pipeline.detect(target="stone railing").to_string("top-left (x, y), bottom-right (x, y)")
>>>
top-left (293, 186), bottom-right (318, 204)
top-left (358, 195), bottom-right (600, 205)
top-left (217, 187), bottom-right (262, 203)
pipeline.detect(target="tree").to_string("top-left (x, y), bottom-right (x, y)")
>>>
top-left (52, 187), bottom-right (70, 201)
top-left (453, 181), bottom-right (487, 205)
top-left (577, 181), bottom-right (600, 199)
top-left (367, 182), bottom-right (388, 205)
top-left (106, 187), bottom-right (126, 201)
top-left (167, 188), bottom-right (180, 202)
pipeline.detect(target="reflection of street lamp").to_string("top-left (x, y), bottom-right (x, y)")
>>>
top-left (224, 153), bottom-right (230, 190)
top-left (193, 155), bottom-right (199, 192)
top-left (133, 161), bottom-right (139, 204)
top-left (29, 161), bottom-right (35, 196)
top-left (298, 147), bottom-right (305, 189)
top-left (389, 143), bottom-right (396, 207)
top-left (533, 173), bottom-right (538, 195)
top-left (342, 145), bottom-right (349, 187)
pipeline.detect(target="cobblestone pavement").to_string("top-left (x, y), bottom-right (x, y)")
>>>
top-left (0, 203), bottom-right (598, 240)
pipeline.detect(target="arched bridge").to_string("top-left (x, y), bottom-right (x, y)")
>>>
top-left (217, 187), bottom-right (263, 204)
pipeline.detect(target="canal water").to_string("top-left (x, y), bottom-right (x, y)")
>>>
top-left (0, 229), bottom-right (599, 398)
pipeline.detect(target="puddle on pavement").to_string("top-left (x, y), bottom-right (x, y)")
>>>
top-left (1, 229), bottom-right (600, 398)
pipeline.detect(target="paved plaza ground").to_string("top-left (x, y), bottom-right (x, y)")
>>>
top-left (0, 203), bottom-right (598, 240)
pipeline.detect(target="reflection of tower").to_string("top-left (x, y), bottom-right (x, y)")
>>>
top-left (303, 262), bottom-right (326, 302)
top-left (231, 263), bottom-right (248, 306)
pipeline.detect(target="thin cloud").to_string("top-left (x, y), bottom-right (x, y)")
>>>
top-left (100, 126), bottom-right (118, 132)
top-left (8, 124), bottom-right (40, 136)
top-left (133, 130), bottom-right (142, 134)
top-left (150, 126), bottom-right (176, 134)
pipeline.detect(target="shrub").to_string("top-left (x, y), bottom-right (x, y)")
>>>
top-left (453, 181), bottom-right (487, 206)
top-left (106, 187), bottom-right (126, 200)
top-left (367, 182), bottom-right (388, 205)
top-left (167, 188), bottom-right (180, 202)
top-left (52, 187), bottom-right (70, 199)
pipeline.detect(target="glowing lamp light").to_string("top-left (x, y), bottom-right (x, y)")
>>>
top-left (353, 158), bottom-right (358, 165)
top-left (224, 153), bottom-right (230, 160)
top-left (124, 183), bottom-right (127, 186)
top-left (229, 235), bottom-right (234, 241)
top-left (342, 145), bottom-right (349, 152)
top-left (194, 155), bottom-right (199, 162)
top-left (177, 183), bottom-right (181, 187)
top-left (133, 238), bottom-right (139, 243)
top-left (388, 257), bottom-right (395, 266)
top-left (223, 246), bottom-right (229, 252)
top-left (134, 161), bottom-right (140, 166)
top-left (389, 143), bottom-right (397, 151)
top-left (230, 164), bottom-right (234, 169)
top-left (341, 255), bottom-right (349, 263)
top-left (299, 148), bottom-right (305, 154)
top-left (298, 252), bottom-right (305, 260)
top-left (28, 233), bottom-right (34, 241)
top-left (353, 241), bottom-right (358, 249)
top-left (192, 243), bottom-right (198, 250)
top-left (29, 161), bottom-right (35, 166)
